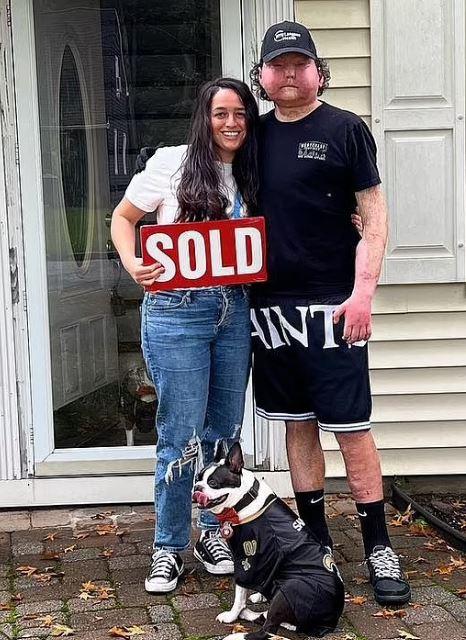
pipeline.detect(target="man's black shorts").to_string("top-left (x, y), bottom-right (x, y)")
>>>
top-left (251, 293), bottom-right (372, 432)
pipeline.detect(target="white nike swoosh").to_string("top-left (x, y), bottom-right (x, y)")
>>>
top-left (358, 511), bottom-right (368, 517)
top-left (310, 496), bottom-right (324, 504)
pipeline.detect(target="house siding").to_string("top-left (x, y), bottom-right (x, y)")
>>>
top-left (264, 1), bottom-right (466, 476)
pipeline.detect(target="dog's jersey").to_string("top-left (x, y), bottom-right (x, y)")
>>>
top-left (229, 499), bottom-right (345, 632)
top-left (230, 500), bottom-right (343, 593)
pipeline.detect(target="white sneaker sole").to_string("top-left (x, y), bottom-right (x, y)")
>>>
top-left (193, 548), bottom-right (234, 575)
top-left (144, 566), bottom-right (184, 593)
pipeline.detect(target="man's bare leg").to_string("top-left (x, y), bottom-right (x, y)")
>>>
top-left (335, 430), bottom-right (410, 604)
top-left (285, 420), bottom-right (330, 546)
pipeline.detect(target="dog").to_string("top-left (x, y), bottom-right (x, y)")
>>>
top-left (193, 442), bottom-right (345, 640)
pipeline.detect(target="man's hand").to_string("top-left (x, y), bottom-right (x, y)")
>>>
top-left (125, 257), bottom-right (165, 287)
top-left (333, 294), bottom-right (372, 343)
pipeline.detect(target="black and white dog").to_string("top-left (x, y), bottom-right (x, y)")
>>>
top-left (193, 443), bottom-right (345, 640)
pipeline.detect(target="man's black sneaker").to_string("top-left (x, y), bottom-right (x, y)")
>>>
top-left (193, 529), bottom-right (234, 575)
top-left (366, 545), bottom-right (411, 605)
top-left (145, 549), bottom-right (184, 593)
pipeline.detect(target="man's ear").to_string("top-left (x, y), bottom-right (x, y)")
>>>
top-left (225, 442), bottom-right (244, 474)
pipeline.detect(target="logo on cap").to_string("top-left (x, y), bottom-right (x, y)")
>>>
top-left (274, 29), bottom-right (302, 42)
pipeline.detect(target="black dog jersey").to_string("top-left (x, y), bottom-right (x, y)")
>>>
top-left (229, 499), bottom-right (344, 633)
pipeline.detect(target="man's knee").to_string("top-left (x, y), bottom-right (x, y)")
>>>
top-left (335, 429), bottom-right (375, 453)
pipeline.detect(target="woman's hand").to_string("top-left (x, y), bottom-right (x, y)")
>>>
top-left (351, 208), bottom-right (364, 236)
top-left (126, 257), bottom-right (165, 287)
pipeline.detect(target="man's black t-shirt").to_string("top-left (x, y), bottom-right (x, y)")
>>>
top-left (256, 102), bottom-right (381, 296)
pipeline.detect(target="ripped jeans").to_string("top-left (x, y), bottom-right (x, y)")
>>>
top-left (141, 286), bottom-right (251, 552)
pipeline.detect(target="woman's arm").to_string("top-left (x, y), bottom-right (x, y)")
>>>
top-left (111, 197), bottom-right (165, 287)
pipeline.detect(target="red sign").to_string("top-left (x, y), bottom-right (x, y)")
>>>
top-left (140, 217), bottom-right (267, 291)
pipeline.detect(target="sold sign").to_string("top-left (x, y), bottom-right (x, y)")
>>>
top-left (140, 217), bottom-right (267, 291)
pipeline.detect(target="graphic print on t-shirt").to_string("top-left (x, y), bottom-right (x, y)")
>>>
top-left (297, 140), bottom-right (328, 161)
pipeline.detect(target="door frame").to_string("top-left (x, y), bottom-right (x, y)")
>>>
top-left (11, 0), bottom-right (248, 478)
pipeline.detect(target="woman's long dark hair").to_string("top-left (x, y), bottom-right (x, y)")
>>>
top-left (176, 78), bottom-right (259, 222)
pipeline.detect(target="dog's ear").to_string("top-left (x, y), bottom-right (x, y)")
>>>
top-left (225, 442), bottom-right (244, 474)
top-left (213, 440), bottom-right (228, 463)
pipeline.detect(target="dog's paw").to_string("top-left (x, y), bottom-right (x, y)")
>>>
top-left (239, 608), bottom-right (263, 622)
top-left (248, 591), bottom-right (267, 604)
top-left (216, 610), bottom-right (240, 624)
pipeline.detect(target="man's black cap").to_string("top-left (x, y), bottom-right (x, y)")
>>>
top-left (260, 20), bottom-right (318, 63)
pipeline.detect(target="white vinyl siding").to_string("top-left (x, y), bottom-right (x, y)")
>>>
top-left (295, 0), bottom-right (371, 121)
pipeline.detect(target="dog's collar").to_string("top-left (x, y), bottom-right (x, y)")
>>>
top-left (233, 478), bottom-right (260, 513)
top-left (216, 479), bottom-right (276, 528)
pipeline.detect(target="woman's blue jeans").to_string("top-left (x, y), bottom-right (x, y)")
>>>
top-left (141, 286), bottom-right (251, 552)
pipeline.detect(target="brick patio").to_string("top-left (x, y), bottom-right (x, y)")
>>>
top-left (0, 497), bottom-right (465, 640)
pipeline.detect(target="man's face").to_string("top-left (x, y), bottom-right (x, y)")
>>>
top-left (259, 53), bottom-right (321, 107)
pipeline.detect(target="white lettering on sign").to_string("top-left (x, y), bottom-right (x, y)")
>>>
top-left (178, 231), bottom-right (206, 279)
top-left (145, 233), bottom-right (176, 282)
top-left (209, 230), bottom-right (235, 277)
top-left (145, 226), bottom-right (263, 283)
top-left (235, 227), bottom-right (263, 274)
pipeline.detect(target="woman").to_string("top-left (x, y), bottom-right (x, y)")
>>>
top-left (111, 78), bottom-right (259, 593)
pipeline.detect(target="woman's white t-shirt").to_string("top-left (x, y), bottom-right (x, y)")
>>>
top-left (124, 144), bottom-right (242, 222)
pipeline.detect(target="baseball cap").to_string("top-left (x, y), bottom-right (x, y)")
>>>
top-left (260, 20), bottom-right (318, 63)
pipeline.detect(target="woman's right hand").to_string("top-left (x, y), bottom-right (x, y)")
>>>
top-left (126, 257), bottom-right (165, 287)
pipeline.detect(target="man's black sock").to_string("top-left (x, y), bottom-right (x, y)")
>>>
top-left (295, 489), bottom-right (331, 547)
top-left (356, 499), bottom-right (392, 557)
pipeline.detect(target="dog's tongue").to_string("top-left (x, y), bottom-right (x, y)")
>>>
top-left (193, 491), bottom-right (209, 507)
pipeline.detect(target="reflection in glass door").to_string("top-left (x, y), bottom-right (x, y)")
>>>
top-left (33, 0), bottom-right (227, 450)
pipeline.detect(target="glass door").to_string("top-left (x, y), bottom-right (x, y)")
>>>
top-left (16, 0), bottom-right (249, 474)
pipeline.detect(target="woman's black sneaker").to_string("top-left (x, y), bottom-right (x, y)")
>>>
top-left (193, 529), bottom-right (234, 574)
top-left (145, 549), bottom-right (184, 593)
top-left (366, 545), bottom-right (411, 605)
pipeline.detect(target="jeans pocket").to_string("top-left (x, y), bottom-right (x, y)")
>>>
top-left (145, 290), bottom-right (189, 311)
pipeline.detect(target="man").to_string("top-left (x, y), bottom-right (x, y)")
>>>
top-left (249, 21), bottom-right (411, 606)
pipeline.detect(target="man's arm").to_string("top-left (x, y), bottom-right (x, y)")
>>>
top-left (333, 185), bottom-right (388, 343)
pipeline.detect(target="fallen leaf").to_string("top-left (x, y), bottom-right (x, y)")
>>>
top-left (449, 556), bottom-right (465, 569)
top-left (64, 545), bottom-right (77, 553)
top-left (0, 602), bottom-right (13, 611)
top-left (95, 589), bottom-right (115, 602)
top-left (456, 588), bottom-right (466, 597)
top-left (351, 576), bottom-right (369, 585)
top-left (108, 626), bottom-right (145, 638)
top-left (125, 627), bottom-right (145, 636)
top-left (372, 608), bottom-right (406, 619)
top-left (231, 624), bottom-right (249, 633)
top-left (434, 565), bottom-right (454, 575)
top-left (51, 624), bottom-right (75, 636)
top-left (35, 615), bottom-right (56, 627)
top-left (100, 549), bottom-right (114, 559)
top-left (397, 631), bottom-right (420, 640)
top-left (16, 565), bottom-right (37, 577)
top-left (78, 592), bottom-right (94, 601)
top-left (215, 578), bottom-right (231, 591)
top-left (409, 603), bottom-right (423, 609)
top-left (411, 556), bottom-right (428, 564)
top-left (347, 595), bottom-right (367, 605)
top-left (43, 532), bottom-right (59, 542)
top-left (74, 533), bottom-right (89, 540)
top-left (96, 524), bottom-right (116, 536)
top-left (81, 581), bottom-right (98, 592)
